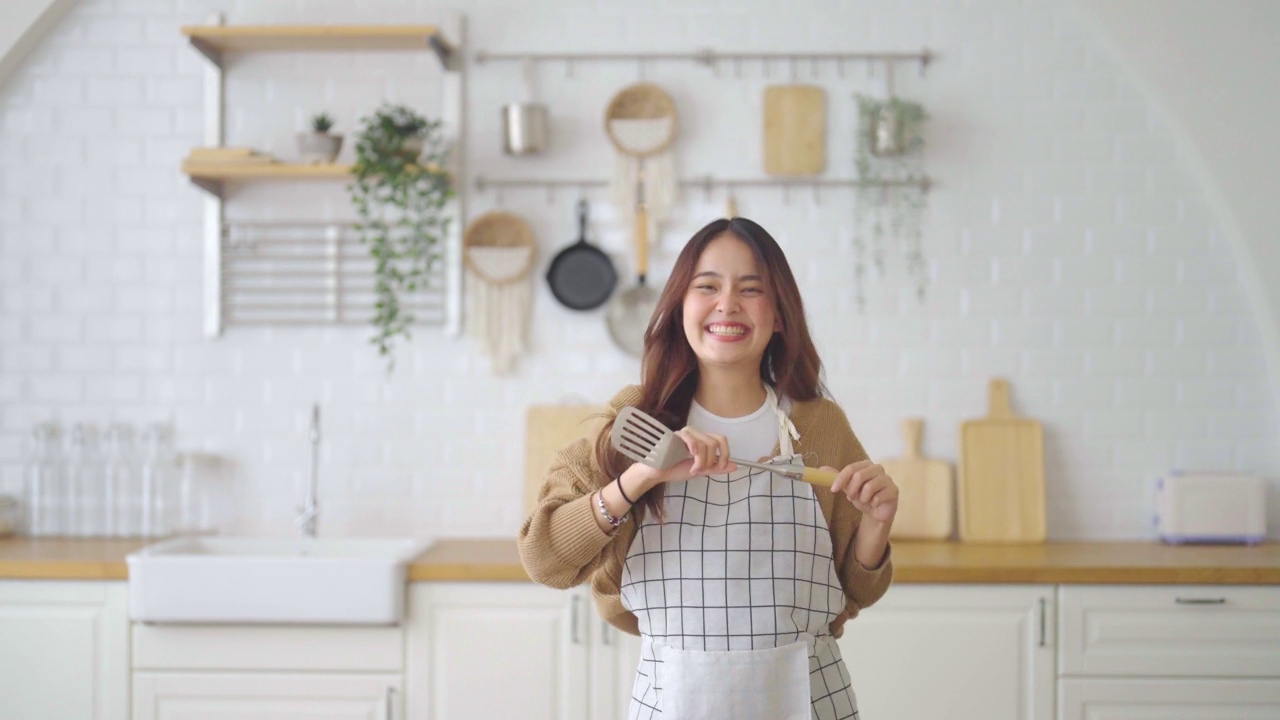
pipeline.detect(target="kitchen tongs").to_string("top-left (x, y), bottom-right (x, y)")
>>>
top-left (610, 406), bottom-right (838, 487)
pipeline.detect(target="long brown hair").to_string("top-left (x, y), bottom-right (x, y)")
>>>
top-left (594, 217), bottom-right (827, 520)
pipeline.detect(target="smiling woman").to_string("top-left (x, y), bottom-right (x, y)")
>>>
top-left (520, 216), bottom-right (900, 720)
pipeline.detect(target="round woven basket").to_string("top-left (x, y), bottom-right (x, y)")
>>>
top-left (604, 82), bottom-right (678, 156)
top-left (462, 212), bottom-right (537, 285)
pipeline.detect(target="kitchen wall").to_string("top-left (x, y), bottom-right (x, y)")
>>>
top-left (1, 0), bottom-right (1276, 541)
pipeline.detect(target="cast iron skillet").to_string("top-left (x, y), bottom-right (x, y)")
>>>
top-left (546, 199), bottom-right (617, 311)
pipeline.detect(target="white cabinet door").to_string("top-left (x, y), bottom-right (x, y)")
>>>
top-left (406, 582), bottom-right (589, 720)
top-left (1060, 678), bottom-right (1280, 719)
top-left (838, 584), bottom-right (1055, 720)
top-left (133, 672), bottom-right (401, 719)
top-left (0, 580), bottom-right (129, 720)
top-left (590, 614), bottom-right (643, 720)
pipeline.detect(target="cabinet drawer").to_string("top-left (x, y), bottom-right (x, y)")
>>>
top-left (133, 624), bottom-right (403, 672)
top-left (1059, 585), bottom-right (1280, 677)
top-left (1060, 678), bottom-right (1280, 719)
top-left (133, 671), bottom-right (402, 720)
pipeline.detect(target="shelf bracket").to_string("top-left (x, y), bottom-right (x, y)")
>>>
top-left (190, 177), bottom-right (223, 199)
top-left (187, 37), bottom-right (222, 68)
top-left (428, 32), bottom-right (457, 71)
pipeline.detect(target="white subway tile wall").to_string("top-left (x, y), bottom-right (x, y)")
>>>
top-left (0, 0), bottom-right (1276, 540)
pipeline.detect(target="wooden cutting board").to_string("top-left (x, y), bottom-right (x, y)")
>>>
top-left (958, 378), bottom-right (1046, 543)
top-left (763, 85), bottom-right (826, 176)
top-left (524, 405), bottom-right (606, 517)
top-left (881, 418), bottom-right (954, 540)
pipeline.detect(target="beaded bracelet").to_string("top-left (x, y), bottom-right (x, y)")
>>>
top-left (597, 491), bottom-right (630, 527)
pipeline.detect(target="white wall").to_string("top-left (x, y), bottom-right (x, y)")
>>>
top-left (0, 0), bottom-right (1275, 541)
top-left (1073, 0), bottom-right (1280, 432)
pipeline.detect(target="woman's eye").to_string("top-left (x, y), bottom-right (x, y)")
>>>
top-left (741, 287), bottom-right (763, 296)
top-left (696, 284), bottom-right (716, 292)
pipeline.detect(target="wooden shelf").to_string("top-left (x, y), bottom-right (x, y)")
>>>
top-left (181, 161), bottom-right (450, 197)
top-left (180, 25), bottom-right (441, 53)
top-left (181, 162), bottom-right (351, 197)
top-left (183, 161), bottom-right (352, 180)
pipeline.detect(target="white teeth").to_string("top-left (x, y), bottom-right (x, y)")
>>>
top-left (707, 324), bottom-right (747, 336)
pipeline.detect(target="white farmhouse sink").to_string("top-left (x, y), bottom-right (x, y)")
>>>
top-left (126, 536), bottom-right (430, 625)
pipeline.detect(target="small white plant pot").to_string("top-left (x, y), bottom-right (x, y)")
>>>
top-left (297, 132), bottom-right (343, 164)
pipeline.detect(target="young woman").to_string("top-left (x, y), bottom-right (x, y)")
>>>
top-left (519, 217), bottom-right (898, 720)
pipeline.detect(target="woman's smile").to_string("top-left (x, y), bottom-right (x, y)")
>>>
top-left (705, 321), bottom-right (751, 340)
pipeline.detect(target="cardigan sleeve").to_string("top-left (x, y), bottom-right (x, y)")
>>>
top-left (517, 438), bottom-right (616, 589)
top-left (517, 386), bottom-right (641, 589)
top-left (811, 400), bottom-right (894, 632)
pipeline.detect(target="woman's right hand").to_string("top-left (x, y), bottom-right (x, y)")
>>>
top-left (626, 426), bottom-right (738, 491)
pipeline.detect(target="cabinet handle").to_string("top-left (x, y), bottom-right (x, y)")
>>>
top-left (1175, 597), bottom-right (1227, 605)
top-left (384, 686), bottom-right (395, 720)
top-left (571, 594), bottom-right (581, 644)
top-left (601, 618), bottom-right (611, 645)
top-left (1037, 597), bottom-right (1046, 648)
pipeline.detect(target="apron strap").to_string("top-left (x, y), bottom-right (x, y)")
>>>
top-left (764, 385), bottom-right (800, 457)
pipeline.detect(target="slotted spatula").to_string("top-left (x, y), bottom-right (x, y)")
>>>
top-left (611, 406), bottom-right (838, 487)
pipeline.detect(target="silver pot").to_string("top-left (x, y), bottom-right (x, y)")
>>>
top-left (502, 102), bottom-right (548, 155)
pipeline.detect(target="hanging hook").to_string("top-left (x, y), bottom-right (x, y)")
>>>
top-left (637, 57), bottom-right (646, 81)
top-left (886, 60), bottom-right (897, 98)
top-left (702, 175), bottom-right (713, 202)
top-left (811, 183), bottom-right (821, 206)
top-left (734, 58), bottom-right (742, 79)
top-left (547, 184), bottom-right (556, 205)
top-left (810, 56), bottom-right (819, 78)
top-left (789, 56), bottom-right (797, 82)
top-left (837, 58), bottom-right (846, 79)
top-left (782, 185), bottom-right (791, 205)
top-left (566, 59), bottom-right (574, 79)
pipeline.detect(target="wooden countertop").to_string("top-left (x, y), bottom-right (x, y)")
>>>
top-left (0, 538), bottom-right (148, 580)
top-left (2, 537), bottom-right (1277, 585)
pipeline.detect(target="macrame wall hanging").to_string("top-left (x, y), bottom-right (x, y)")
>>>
top-left (463, 212), bottom-right (536, 374)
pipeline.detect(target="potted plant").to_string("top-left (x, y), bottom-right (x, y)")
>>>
top-left (297, 112), bottom-right (343, 164)
top-left (852, 94), bottom-right (930, 311)
top-left (348, 103), bottom-right (453, 371)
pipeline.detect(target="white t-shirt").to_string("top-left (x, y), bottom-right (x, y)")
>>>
top-left (687, 395), bottom-right (786, 462)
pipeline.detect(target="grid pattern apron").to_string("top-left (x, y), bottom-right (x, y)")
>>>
top-left (619, 389), bottom-right (859, 719)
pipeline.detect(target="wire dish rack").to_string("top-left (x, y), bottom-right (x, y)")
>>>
top-left (221, 221), bottom-right (447, 327)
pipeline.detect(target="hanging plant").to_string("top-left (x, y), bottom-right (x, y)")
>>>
top-left (853, 94), bottom-right (929, 312)
top-left (348, 103), bottom-right (453, 371)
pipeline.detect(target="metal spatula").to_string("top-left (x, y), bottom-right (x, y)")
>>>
top-left (611, 406), bottom-right (838, 487)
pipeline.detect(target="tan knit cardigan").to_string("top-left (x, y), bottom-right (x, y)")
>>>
top-left (518, 385), bottom-right (893, 638)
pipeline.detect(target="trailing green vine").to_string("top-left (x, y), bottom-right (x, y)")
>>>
top-left (853, 94), bottom-right (929, 311)
top-left (348, 103), bottom-right (453, 371)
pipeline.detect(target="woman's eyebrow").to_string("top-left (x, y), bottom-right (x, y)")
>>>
top-left (692, 271), bottom-right (763, 281)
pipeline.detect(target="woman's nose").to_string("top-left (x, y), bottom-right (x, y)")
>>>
top-left (716, 291), bottom-right (740, 313)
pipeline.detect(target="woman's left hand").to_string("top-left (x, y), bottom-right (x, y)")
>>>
top-left (828, 460), bottom-right (899, 525)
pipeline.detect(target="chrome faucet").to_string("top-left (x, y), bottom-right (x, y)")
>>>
top-left (297, 404), bottom-right (320, 538)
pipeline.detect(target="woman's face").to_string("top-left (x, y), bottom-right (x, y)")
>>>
top-left (681, 234), bottom-right (780, 372)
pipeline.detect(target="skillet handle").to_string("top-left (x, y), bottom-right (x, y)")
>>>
top-left (635, 204), bottom-right (649, 282)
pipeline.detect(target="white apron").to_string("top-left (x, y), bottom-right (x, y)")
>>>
top-left (619, 387), bottom-right (860, 720)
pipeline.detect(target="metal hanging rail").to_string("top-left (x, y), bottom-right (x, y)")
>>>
top-left (474, 48), bottom-right (932, 77)
top-left (473, 175), bottom-right (931, 203)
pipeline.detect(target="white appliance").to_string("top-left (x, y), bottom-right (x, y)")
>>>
top-left (1154, 472), bottom-right (1266, 545)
